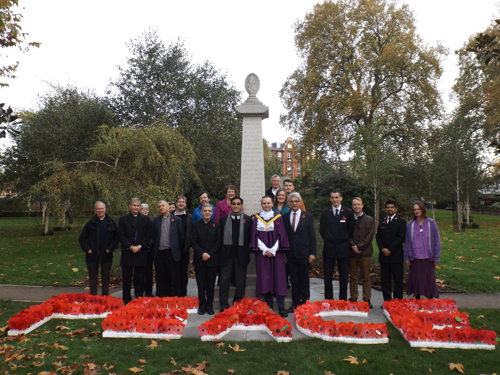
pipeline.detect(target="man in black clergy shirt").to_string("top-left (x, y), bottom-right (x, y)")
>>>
top-left (319, 191), bottom-right (355, 300)
top-left (152, 200), bottom-right (185, 297)
top-left (118, 197), bottom-right (152, 304)
top-left (283, 192), bottom-right (316, 312)
top-left (218, 196), bottom-right (252, 312)
top-left (376, 200), bottom-right (406, 301)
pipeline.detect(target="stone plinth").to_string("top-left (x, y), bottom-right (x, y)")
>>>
top-left (235, 73), bottom-right (268, 215)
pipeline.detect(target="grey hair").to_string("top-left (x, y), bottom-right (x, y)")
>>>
top-left (140, 203), bottom-right (149, 210)
top-left (201, 203), bottom-right (213, 210)
top-left (158, 200), bottom-right (168, 205)
top-left (288, 192), bottom-right (302, 202)
top-left (271, 174), bottom-right (281, 180)
top-left (94, 201), bottom-right (106, 209)
top-left (130, 197), bottom-right (141, 205)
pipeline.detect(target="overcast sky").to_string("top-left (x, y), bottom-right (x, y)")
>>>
top-left (1, 0), bottom-right (498, 147)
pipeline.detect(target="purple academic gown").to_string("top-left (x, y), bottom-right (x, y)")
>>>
top-left (250, 213), bottom-right (290, 297)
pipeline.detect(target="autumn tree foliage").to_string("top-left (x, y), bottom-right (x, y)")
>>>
top-left (280, 0), bottom-right (445, 157)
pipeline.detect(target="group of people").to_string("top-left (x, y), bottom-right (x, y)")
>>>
top-left (78, 176), bottom-right (441, 317)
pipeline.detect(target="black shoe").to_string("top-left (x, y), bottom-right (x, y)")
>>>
top-left (364, 300), bottom-right (373, 309)
top-left (286, 304), bottom-right (298, 314)
top-left (206, 307), bottom-right (215, 315)
top-left (197, 306), bottom-right (206, 315)
top-left (348, 298), bottom-right (356, 302)
top-left (279, 310), bottom-right (288, 318)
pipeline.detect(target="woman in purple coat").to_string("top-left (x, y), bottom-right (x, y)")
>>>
top-left (404, 200), bottom-right (441, 299)
top-left (251, 196), bottom-right (290, 317)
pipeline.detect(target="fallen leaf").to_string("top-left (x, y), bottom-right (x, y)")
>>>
top-left (449, 363), bottom-right (464, 374)
top-left (160, 338), bottom-right (172, 342)
top-left (53, 343), bottom-right (69, 350)
top-left (181, 365), bottom-right (194, 373)
top-left (493, 276), bottom-right (500, 280)
top-left (361, 359), bottom-right (368, 364)
top-left (170, 357), bottom-right (177, 365)
top-left (0, 325), bottom-right (7, 333)
top-left (84, 362), bottom-right (99, 370)
top-left (71, 268), bottom-right (79, 272)
top-left (276, 372), bottom-right (290, 375)
top-left (129, 366), bottom-right (144, 373)
top-left (32, 360), bottom-right (44, 367)
top-left (34, 352), bottom-right (48, 359)
top-left (137, 359), bottom-right (147, 365)
top-left (79, 354), bottom-right (90, 359)
top-left (222, 351), bottom-right (228, 355)
top-left (227, 370), bottom-right (235, 374)
top-left (103, 363), bottom-right (115, 371)
top-left (56, 326), bottom-right (70, 331)
top-left (343, 356), bottom-right (359, 365)
top-left (38, 372), bottom-right (57, 375)
top-left (52, 361), bottom-right (64, 367)
top-left (228, 344), bottom-right (246, 352)
top-left (215, 342), bottom-right (225, 348)
top-left (324, 371), bottom-right (335, 375)
top-left (420, 348), bottom-right (436, 354)
top-left (57, 355), bottom-right (68, 360)
top-left (147, 340), bottom-right (158, 349)
top-left (65, 328), bottom-right (86, 337)
top-left (316, 358), bottom-right (326, 364)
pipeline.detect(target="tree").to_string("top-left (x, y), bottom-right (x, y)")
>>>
top-left (455, 21), bottom-right (499, 152)
top-left (107, 30), bottom-right (243, 197)
top-left (0, 0), bottom-right (40, 86)
top-left (280, 0), bottom-right (445, 158)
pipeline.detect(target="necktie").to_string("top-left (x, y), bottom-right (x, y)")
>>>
top-left (292, 212), bottom-right (297, 232)
top-left (387, 216), bottom-right (391, 224)
top-left (335, 208), bottom-right (339, 217)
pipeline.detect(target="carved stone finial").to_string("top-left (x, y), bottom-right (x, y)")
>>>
top-left (245, 73), bottom-right (260, 97)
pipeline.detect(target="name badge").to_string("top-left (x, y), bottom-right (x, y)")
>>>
top-left (340, 220), bottom-right (346, 223)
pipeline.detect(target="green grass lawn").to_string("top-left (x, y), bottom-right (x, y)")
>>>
top-left (0, 211), bottom-right (499, 292)
top-left (0, 217), bottom-right (120, 287)
top-left (0, 301), bottom-right (499, 375)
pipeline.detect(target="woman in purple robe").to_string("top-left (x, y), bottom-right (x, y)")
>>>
top-left (404, 200), bottom-right (441, 299)
top-left (251, 196), bottom-right (290, 317)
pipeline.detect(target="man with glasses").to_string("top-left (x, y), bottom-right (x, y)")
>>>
top-left (218, 196), bottom-right (252, 311)
top-left (283, 193), bottom-right (316, 312)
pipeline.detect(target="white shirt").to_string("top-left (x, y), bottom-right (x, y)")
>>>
top-left (290, 209), bottom-right (302, 231)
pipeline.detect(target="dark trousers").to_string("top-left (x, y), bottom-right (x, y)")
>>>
top-left (380, 261), bottom-right (404, 300)
top-left (219, 256), bottom-right (247, 310)
top-left (195, 262), bottom-right (217, 309)
top-left (264, 293), bottom-right (285, 311)
top-left (144, 253), bottom-right (154, 297)
top-left (155, 250), bottom-right (180, 297)
top-left (122, 265), bottom-right (145, 304)
top-left (323, 255), bottom-right (349, 300)
top-left (288, 259), bottom-right (310, 305)
top-left (86, 260), bottom-right (112, 295)
top-left (179, 250), bottom-right (190, 297)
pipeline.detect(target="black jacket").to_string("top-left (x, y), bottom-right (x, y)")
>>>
top-left (79, 214), bottom-right (118, 263)
top-left (152, 214), bottom-right (185, 262)
top-left (191, 219), bottom-right (221, 267)
top-left (219, 214), bottom-right (252, 267)
top-left (283, 210), bottom-right (317, 263)
top-left (118, 213), bottom-right (153, 266)
top-left (319, 206), bottom-right (355, 259)
top-left (376, 215), bottom-right (406, 263)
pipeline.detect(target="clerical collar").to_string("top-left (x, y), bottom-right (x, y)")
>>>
top-left (259, 210), bottom-right (274, 220)
top-left (231, 213), bottom-right (242, 220)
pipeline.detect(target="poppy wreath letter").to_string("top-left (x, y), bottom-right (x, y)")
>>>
top-left (8, 293), bottom-right (123, 335)
top-left (102, 297), bottom-right (198, 339)
top-left (198, 297), bottom-right (292, 342)
top-left (294, 300), bottom-right (389, 344)
top-left (384, 299), bottom-right (497, 349)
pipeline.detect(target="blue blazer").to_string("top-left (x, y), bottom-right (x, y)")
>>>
top-left (152, 214), bottom-right (185, 262)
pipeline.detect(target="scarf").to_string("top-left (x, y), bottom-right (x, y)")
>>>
top-left (223, 212), bottom-right (245, 247)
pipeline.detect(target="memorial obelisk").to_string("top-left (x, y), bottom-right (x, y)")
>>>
top-left (235, 73), bottom-right (269, 215)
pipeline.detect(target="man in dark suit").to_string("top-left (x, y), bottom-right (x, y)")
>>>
top-left (152, 200), bottom-right (185, 297)
top-left (173, 195), bottom-right (192, 297)
top-left (118, 197), bottom-right (153, 304)
top-left (219, 196), bottom-right (252, 312)
top-left (79, 201), bottom-right (118, 296)
top-left (319, 191), bottom-right (355, 300)
top-left (265, 174), bottom-right (281, 200)
top-left (191, 203), bottom-right (221, 315)
top-left (376, 200), bottom-right (406, 301)
top-left (283, 192), bottom-right (316, 312)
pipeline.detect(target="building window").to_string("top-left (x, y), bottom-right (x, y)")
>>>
top-left (287, 143), bottom-right (292, 149)
top-left (297, 166), bottom-right (301, 175)
top-left (277, 152), bottom-right (282, 159)
top-left (287, 166), bottom-right (292, 175)
top-left (287, 152), bottom-right (291, 161)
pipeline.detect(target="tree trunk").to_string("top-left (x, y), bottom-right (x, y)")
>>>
top-left (373, 187), bottom-right (379, 233)
top-left (43, 208), bottom-right (50, 235)
top-left (465, 192), bottom-right (470, 226)
top-left (455, 170), bottom-right (464, 232)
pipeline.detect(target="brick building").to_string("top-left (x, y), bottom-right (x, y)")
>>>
top-left (270, 137), bottom-right (302, 179)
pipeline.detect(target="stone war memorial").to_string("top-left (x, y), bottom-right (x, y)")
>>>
top-left (235, 73), bottom-right (268, 215)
